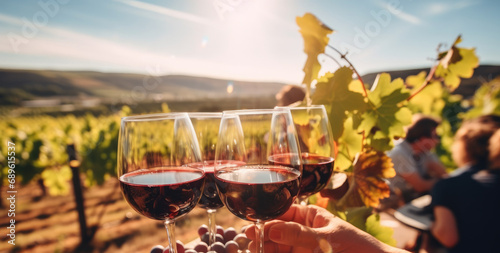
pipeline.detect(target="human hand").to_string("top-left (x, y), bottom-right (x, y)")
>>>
top-left (427, 161), bottom-right (448, 179)
top-left (245, 203), bottom-right (333, 253)
top-left (245, 204), bottom-right (407, 253)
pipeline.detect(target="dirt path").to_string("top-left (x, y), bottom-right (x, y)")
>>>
top-left (0, 178), bottom-right (249, 253)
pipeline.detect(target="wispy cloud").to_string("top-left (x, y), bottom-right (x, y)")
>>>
top-left (390, 9), bottom-right (421, 25)
top-left (115, 0), bottom-right (213, 26)
top-left (0, 13), bottom-right (23, 26)
top-left (373, 0), bottom-right (422, 25)
top-left (0, 14), bottom-right (175, 71)
top-left (427, 1), bottom-right (478, 15)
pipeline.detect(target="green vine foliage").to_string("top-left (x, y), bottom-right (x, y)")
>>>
top-left (296, 12), bottom-right (483, 244)
top-left (0, 106), bottom-right (131, 196)
top-left (463, 77), bottom-right (500, 119)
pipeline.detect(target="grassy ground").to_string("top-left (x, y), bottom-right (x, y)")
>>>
top-left (0, 178), bottom-right (250, 253)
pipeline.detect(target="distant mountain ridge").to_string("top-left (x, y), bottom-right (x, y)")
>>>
top-left (1, 65), bottom-right (499, 106)
top-left (0, 69), bottom-right (286, 105)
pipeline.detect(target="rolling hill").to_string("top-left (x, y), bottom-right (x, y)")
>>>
top-left (0, 69), bottom-right (286, 106)
top-left (1, 65), bottom-right (499, 106)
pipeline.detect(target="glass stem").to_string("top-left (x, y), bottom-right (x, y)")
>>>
top-left (255, 220), bottom-right (265, 253)
top-left (164, 219), bottom-right (177, 253)
top-left (296, 195), bottom-right (309, 205)
top-left (207, 209), bottom-right (217, 246)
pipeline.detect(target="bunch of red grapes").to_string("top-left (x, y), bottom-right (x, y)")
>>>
top-left (150, 224), bottom-right (252, 253)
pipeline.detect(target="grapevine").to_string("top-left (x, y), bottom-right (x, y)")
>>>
top-left (295, 12), bottom-right (482, 244)
top-left (0, 107), bottom-right (131, 198)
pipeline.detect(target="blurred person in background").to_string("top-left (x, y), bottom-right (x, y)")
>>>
top-left (383, 115), bottom-right (447, 209)
top-left (447, 115), bottom-right (500, 176)
top-left (431, 115), bottom-right (500, 252)
top-left (275, 85), bottom-right (305, 106)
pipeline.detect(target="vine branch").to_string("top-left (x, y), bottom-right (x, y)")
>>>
top-left (406, 64), bottom-right (438, 101)
top-left (327, 44), bottom-right (368, 97)
top-left (323, 53), bottom-right (342, 69)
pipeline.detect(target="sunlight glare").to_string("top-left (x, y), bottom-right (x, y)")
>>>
top-left (201, 36), bottom-right (209, 48)
top-left (221, 0), bottom-right (277, 53)
top-left (227, 81), bottom-right (234, 94)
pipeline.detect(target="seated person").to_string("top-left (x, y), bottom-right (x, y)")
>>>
top-left (449, 115), bottom-right (500, 176)
top-left (384, 116), bottom-right (446, 207)
top-left (431, 115), bottom-right (500, 252)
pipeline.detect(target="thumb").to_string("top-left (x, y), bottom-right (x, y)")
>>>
top-left (267, 221), bottom-right (320, 249)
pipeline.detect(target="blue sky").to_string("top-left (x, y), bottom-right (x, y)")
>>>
top-left (0, 0), bottom-right (498, 84)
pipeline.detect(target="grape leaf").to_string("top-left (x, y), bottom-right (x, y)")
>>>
top-left (352, 151), bottom-right (395, 208)
top-left (437, 36), bottom-right (462, 66)
top-left (335, 117), bottom-right (363, 172)
top-left (359, 73), bottom-right (412, 143)
top-left (407, 80), bottom-right (444, 116)
top-left (342, 207), bottom-right (373, 231)
top-left (311, 67), bottom-right (367, 140)
top-left (464, 77), bottom-right (500, 118)
top-left (334, 207), bottom-right (396, 246)
top-left (434, 36), bottom-right (479, 91)
top-left (296, 13), bottom-right (333, 88)
top-left (405, 71), bottom-right (427, 88)
top-left (366, 213), bottom-right (397, 246)
top-left (367, 132), bottom-right (392, 152)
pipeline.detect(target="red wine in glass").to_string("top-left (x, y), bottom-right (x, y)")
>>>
top-left (214, 165), bottom-right (300, 222)
top-left (120, 167), bottom-right (205, 220)
top-left (270, 153), bottom-right (334, 199)
top-left (198, 170), bottom-right (224, 210)
top-left (191, 160), bottom-right (246, 210)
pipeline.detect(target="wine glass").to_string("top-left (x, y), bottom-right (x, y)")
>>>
top-left (188, 112), bottom-right (225, 247)
top-left (117, 113), bottom-right (205, 253)
top-left (276, 105), bottom-right (335, 204)
top-left (214, 108), bottom-right (302, 253)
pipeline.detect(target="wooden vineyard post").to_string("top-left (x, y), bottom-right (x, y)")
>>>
top-left (66, 144), bottom-right (90, 244)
